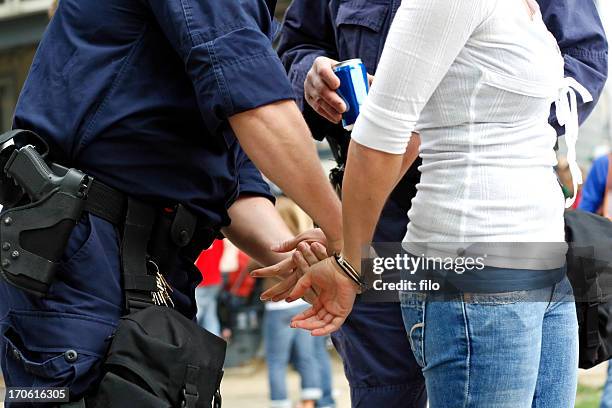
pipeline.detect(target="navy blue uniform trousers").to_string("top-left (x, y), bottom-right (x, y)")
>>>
top-left (0, 215), bottom-right (123, 406)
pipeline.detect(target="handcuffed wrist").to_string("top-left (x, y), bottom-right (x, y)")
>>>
top-left (332, 254), bottom-right (366, 294)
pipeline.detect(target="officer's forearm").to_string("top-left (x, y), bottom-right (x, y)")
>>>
top-left (229, 100), bottom-right (343, 252)
top-left (222, 195), bottom-right (294, 266)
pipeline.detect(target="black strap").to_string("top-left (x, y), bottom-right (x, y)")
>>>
top-left (0, 129), bottom-right (49, 155)
top-left (182, 365), bottom-right (200, 408)
top-left (84, 179), bottom-right (127, 226)
top-left (122, 198), bottom-right (157, 314)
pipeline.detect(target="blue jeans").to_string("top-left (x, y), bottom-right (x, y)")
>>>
top-left (264, 305), bottom-right (322, 408)
top-left (600, 363), bottom-right (612, 408)
top-left (401, 276), bottom-right (578, 408)
top-left (195, 285), bottom-right (221, 336)
top-left (313, 336), bottom-right (335, 408)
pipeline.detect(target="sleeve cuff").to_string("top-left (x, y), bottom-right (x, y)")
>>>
top-left (235, 148), bottom-right (275, 203)
top-left (238, 183), bottom-right (275, 203)
top-left (220, 52), bottom-right (297, 116)
top-left (190, 27), bottom-right (296, 133)
top-left (351, 102), bottom-right (416, 155)
top-left (210, 27), bottom-right (296, 115)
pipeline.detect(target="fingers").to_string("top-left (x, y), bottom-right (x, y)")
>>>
top-left (304, 58), bottom-right (347, 123)
top-left (271, 235), bottom-right (301, 253)
top-left (312, 98), bottom-right (343, 124)
top-left (291, 305), bottom-right (319, 322)
top-left (290, 308), bottom-right (344, 336)
top-left (311, 316), bottom-right (345, 336)
top-left (286, 272), bottom-right (314, 302)
top-left (311, 75), bottom-right (346, 112)
top-left (317, 307), bottom-right (334, 324)
top-left (311, 242), bottom-right (328, 261)
top-left (251, 257), bottom-right (294, 279)
top-left (315, 58), bottom-right (341, 90)
top-left (291, 315), bottom-right (328, 331)
top-left (306, 75), bottom-right (346, 114)
top-left (293, 251), bottom-right (311, 273)
top-left (260, 273), bottom-right (298, 302)
top-left (297, 242), bottom-right (320, 266)
top-left (271, 228), bottom-right (326, 253)
top-left (367, 73), bottom-right (374, 87)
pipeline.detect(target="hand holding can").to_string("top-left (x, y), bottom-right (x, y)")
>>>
top-left (332, 59), bottom-right (370, 131)
top-left (304, 57), bottom-right (347, 123)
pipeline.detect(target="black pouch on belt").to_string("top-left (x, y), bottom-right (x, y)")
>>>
top-left (88, 306), bottom-right (226, 408)
top-left (0, 129), bottom-right (92, 297)
top-left (86, 199), bottom-right (226, 408)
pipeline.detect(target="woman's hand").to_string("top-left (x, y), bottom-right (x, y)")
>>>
top-left (288, 250), bottom-right (359, 336)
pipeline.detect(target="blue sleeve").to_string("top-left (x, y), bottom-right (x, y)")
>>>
top-left (234, 145), bottom-right (274, 202)
top-left (277, 0), bottom-right (340, 141)
top-left (578, 155), bottom-right (609, 213)
top-left (539, 0), bottom-right (608, 135)
top-left (144, 0), bottom-right (295, 134)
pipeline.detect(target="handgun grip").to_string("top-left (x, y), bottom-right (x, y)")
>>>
top-left (4, 145), bottom-right (59, 202)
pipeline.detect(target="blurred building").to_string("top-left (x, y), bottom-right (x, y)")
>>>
top-left (0, 0), bottom-right (52, 131)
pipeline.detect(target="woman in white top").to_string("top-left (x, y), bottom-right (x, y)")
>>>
top-left (276, 0), bottom-right (591, 406)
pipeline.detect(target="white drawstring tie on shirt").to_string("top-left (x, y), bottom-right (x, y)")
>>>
top-left (555, 77), bottom-right (593, 208)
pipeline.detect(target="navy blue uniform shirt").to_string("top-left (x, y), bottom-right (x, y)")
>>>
top-left (278, 0), bottom-right (608, 212)
top-left (14, 0), bottom-right (295, 229)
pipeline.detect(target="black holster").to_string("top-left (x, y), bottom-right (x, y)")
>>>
top-left (0, 130), bottom-right (91, 296)
top-left (0, 131), bottom-right (226, 407)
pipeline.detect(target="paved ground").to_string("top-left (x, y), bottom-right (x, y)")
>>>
top-left (222, 352), bottom-right (351, 408)
top-left (580, 364), bottom-right (609, 389)
top-left (0, 358), bottom-right (608, 407)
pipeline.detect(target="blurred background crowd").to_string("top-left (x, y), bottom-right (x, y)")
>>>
top-left (0, 0), bottom-right (611, 407)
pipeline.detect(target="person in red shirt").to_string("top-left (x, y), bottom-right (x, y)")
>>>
top-left (194, 240), bottom-right (224, 336)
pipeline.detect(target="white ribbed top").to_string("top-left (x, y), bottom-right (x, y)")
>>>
top-left (351, 0), bottom-right (586, 264)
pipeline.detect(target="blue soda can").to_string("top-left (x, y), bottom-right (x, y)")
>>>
top-left (333, 58), bottom-right (369, 131)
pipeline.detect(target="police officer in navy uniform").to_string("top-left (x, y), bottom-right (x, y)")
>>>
top-left (277, 0), bottom-right (608, 406)
top-left (0, 0), bottom-right (343, 405)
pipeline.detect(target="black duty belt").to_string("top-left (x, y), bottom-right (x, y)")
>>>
top-left (0, 129), bottom-right (212, 312)
top-left (83, 179), bottom-right (127, 226)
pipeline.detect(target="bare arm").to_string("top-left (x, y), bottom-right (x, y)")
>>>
top-left (342, 141), bottom-right (405, 266)
top-left (229, 100), bottom-right (343, 252)
top-left (222, 195), bottom-right (294, 267)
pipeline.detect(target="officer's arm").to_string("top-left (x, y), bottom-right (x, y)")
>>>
top-left (277, 0), bottom-right (341, 140)
top-left (144, 0), bottom-right (342, 250)
top-left (539, 0), bottom-right (608, 133)
top-left (222, 195), bottom-right (294, 267)
top-left (220, 147), bottom-right (292, 266)
top-left (228, 100), bottom-right (342, 253)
